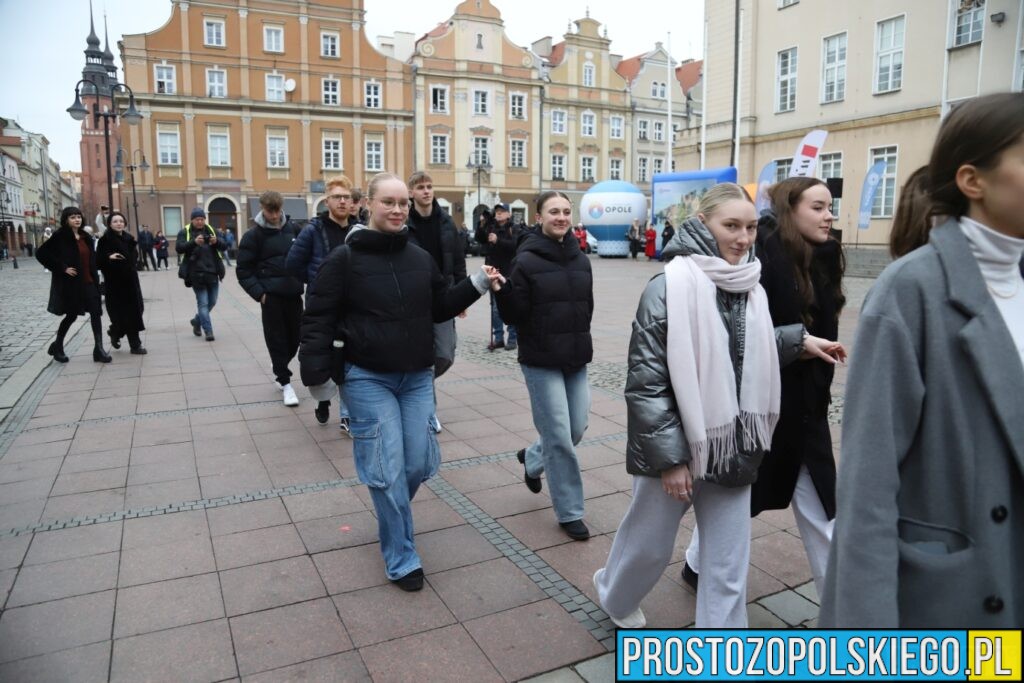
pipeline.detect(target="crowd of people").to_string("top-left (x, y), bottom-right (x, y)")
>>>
top-left (31, 91), bottom-right (1022, 623)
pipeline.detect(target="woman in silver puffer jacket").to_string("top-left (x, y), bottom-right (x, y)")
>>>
top-left (593, 183), bottom-right (843, 628)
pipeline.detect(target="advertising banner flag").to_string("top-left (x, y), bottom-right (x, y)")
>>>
top-left (754, 161), bottom-right (777, 214)
top-left (858, 160), bottom-right (888, 229)
top-left (788, 129), bottom-right (829, 178)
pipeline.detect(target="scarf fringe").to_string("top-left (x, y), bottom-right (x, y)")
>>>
top-left (688, 411), bottom-right (778, 481)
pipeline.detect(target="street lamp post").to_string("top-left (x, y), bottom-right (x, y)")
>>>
top-left (114, 148), bottom-right (149, 237)
top-left (66, 79), bottom-right (143, 223)
top-left (466, 153), bottom-right (492, 227)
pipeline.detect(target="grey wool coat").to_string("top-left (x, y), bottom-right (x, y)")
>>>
top-left (820, 220), bottom-right (1024, 627)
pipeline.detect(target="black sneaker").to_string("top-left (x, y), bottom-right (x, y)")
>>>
top-left (506, 340), bottom-right (518, 351)
top-left (315, 400), bottom-right (331, 425)
top-left (559, 519), bottom-right (590, 541)
top-left (205, 333), bottom-right (215, 342)
top-left (487, 340), bottom-right (505, 351)
top-left (681, 561), bottom-right (699, 591)
top-left (517, 448), bottom-right (542, 494)
top-left (339, 417), bottom-right (350, 434)
top-left (391, 567), bottom-right (424, 592)
top-left (191, 318), bottom-right (202, 336)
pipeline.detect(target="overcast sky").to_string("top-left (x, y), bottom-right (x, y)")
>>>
top-left (1, 0), bottom-right (703, 172)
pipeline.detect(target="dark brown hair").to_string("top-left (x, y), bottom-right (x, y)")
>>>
top-left (927, 92), bottom-right (1024, 219)
top-left (107, 210), bottom-right (129, 229)
top-left (889, 166), bottom-right (933, 258)
top-left (766, 177), bottom-right (845, 325)
top-left (535, 190), bottom-right (571, 214)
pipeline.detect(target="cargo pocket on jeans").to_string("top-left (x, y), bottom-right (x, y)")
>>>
top-left (424, 423), bottom-right (441, 483)
top-left (351, 418), bottom-right (386, 488)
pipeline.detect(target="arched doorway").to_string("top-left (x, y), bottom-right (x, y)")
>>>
top-left (314, 199), bottom-right (327, 216)
top-left (207, 196), bottom-right (238, 238)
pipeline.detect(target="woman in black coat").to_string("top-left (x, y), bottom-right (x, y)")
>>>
top-left (35, 206), bottom-right (111, 363)
top-left (97, 211), bottom-right (146, 354)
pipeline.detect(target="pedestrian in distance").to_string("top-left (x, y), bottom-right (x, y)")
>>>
top-left (645, 223), bottom-right (657, 260)
top-left (820, 91), bottom-right (1024, 627)
top-left (93, 205), bottom-right (108, 237)
top-left (627, 219), bottom-right (641, 260)
top-left (407, 170), bottom-right (468, 434)
top-left (593, 183), bottom-right (843, 628)
top-left (682, 177), bottom-right (848, 598)
top-left (660, 219), bottom-right (675, 259)
top-left (287, 174), bottom-right (359, 429)
top-left (36, 206), bottom-right (112, 363)
top-left (177, 207), bottom-right (226, 341)
top-left (217, 227), bottom-right (234, 267)
top-left (476, 203), bottom-right (520, 351)
top-left (237, 190), bottom-right (306, 407)
top-left (137, 224), bottom-right (157, 271)
top-left (97, 211), bottom-right (147, 355)
top-left (494, 191), bottom-right (595, 541)
top-left (155, 230), bottom-right (169, 270)
top-left (299, 172), bottom-right (502, 591)
top-left (573, 223), bottom-right (588, 252)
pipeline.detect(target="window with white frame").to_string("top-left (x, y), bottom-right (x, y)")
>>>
top-left (581, 111), bottom-right (596, 137)
top-left (431, 86), bottom-right (448, 114)
top-left (822, 32), bottom-right (847, 103)
top-left (322, 132), bottom-right (342, 170)
top-left (870, 146), bottom-right (898, 217)
top-left (510, 139), bottom-right (525, 168)
top-left (818, 152), bottom-right (842, 216)
top-left (776, 48), bottom-right (797, 112)
top-left (638, 157), bottom-right (649, 183)
top-left (954, 0), bottom-right (985, 46)
top-left (364, 81), bottom-right (381, 109)
top-left (775, 158), bottom-right (793, 181)
top-left (264, 25), bottom-right (283, 53)
top-left (551, 154), bottom-right (565, 179)
top-left (321, 31), bottom-right (339, 58)
top-left (875, 16), bottom-right (905, 93)
top-left (473, 90), bottom-right (489, 115)
top-left (510, 93), bottom-right (526, 119)
top-left (551, 110), bottom-right (567, 134)
top-left (267, 131), bottom-right (288, 168)
top-left (207, 126), bottom-right (230, 167)
top-left (430, 135), bottom-right (448, 165)
top-left (610, 115), bottom-right (624, 139)
top-left (472, 137), bottom-right (490, 166)
top-left (206, 69), bottom-right (226, 98)
top-left (155, 64), bottom-right (176, 94)
top-left (204, 19), bottom-right (225, 47)
top-left (266, 74), bottom-right (284, 102)
top-left (654, 158), bottom-right (663, 175)
top-left (583, 62), bottom-right (595, 87)
top-left (659, 82), bottom-right (667, 98)
top-left (157, 125), bottom-right (180, 165)
top-left (650, 81), bottom-right (660, 97)
top-left (322, 79), bottom-right (339, 105)
top-left (580, 156), bottom-right (595, 181)
top-left (653, 121), bottom-right (664, 142)
top-left (609, 158), bottom-right (622, 180)
top-left (637, 119), bottom-right (649, 140)
top-left (364, 136), bottom-right (383, 171)
top-left (162, 207), bottom-right (183, 238)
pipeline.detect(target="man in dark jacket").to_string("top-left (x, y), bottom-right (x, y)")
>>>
top-left (407, 171), bottom-right (467, 433)
top-left (137, 225), bottom-right (156, 270)
top-left (475, 203), bottom-right (519, 351)
top-left (177, 207), bottom-right (225, 341)
top-left (237, 190), bottom-right (305, 407)
top-left (286, 175), bottom-right (357, 427)
top-left (660, 220), bottom-right (675, 260)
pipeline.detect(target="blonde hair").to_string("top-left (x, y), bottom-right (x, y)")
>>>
top-left (367, 172), bottom-right (403, 200)
top-left (325, 174), bottom-right (352, 193)
top-left (697, 182), bottom-right (753, 218)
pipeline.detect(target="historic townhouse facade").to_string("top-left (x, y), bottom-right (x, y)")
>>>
top-left (532, 15), bottom-right (633, 211)
top-left (118, 0), bottom-right (414, 237)
top-left (676, 0), bottom-right (1022, 246)
top-left (408, 0), bottom-right (542, 228)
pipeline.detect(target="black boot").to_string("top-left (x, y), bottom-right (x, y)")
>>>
top-left (108, 326), bottom-right (121, 349)
top-left (47, 340), bottom-right (69, 363)
top-left (93, 346), bottom-right (112, 363)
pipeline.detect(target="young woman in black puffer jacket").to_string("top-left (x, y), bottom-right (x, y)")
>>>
top-left (495, 190), bottom-right (595, 541)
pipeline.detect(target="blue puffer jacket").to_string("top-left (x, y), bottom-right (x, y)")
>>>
top-left (285, 212), bottom-right (354, 297)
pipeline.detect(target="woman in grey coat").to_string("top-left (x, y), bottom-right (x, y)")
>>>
top-left (820, 93), bottom-right (1024, 627)
top-left (594, 184), bottom-right (843, 628)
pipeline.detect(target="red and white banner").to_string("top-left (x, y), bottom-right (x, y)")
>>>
top-left (788, 129), bottom-right (829, 178)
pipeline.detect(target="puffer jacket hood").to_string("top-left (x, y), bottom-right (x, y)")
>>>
top-left (517, 229), bottom-right (582, 262)
top-left (254, 211), bottom-right (288, 230)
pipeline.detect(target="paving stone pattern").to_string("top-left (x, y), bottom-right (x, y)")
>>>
top-left (0, 264), bottom-right (65, 385)
top-left (0, 259), bottom-right (874, 681)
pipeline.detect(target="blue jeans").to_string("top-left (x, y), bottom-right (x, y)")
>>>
top-left (520, 364), bottom-right (590, 523)
top-left (193, 281), bottom-right (219, 335)
top-left (490, 291), bottom-right (516, 344)
top-left (344, 363), bottom-right (439, 580)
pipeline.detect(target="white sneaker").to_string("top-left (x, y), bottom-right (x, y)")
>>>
top-left (593, 569), bottom-right (646, 629)
top-left (429, 415), bottom-right (443, 434)
top-left (281, 384), bottom-right (299, 407)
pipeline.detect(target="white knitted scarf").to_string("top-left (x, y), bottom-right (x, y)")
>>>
top-left (665, 255), bottom-right (781, 480)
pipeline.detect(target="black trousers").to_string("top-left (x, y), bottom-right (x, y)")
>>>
top-left (261, 293), bottom-right (303, 386)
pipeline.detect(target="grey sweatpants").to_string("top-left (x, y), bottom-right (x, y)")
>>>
top-left (595, 475), bottom-right (751, 628)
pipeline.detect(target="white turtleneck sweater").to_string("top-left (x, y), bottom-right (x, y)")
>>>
top-left (959, 217), bottom-right (1024, 367)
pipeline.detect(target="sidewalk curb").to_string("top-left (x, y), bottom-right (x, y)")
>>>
top-left (0, 319), bottom-right (85, 426)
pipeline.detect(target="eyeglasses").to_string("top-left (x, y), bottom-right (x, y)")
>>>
top-left (377, 198), bottom-right (410, 211)
top-left (328, 194), bottom-right (352, 201)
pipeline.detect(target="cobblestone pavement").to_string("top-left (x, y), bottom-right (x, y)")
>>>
top-left (0, 258), bottom-right (875, 682)
top-left (0, 262), bottom-right (62, 385)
